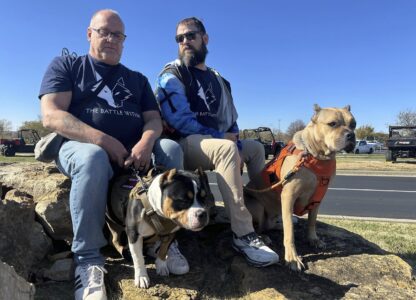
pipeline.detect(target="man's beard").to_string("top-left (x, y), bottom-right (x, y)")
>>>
top-left (179, 43), bottom-right (208, 67)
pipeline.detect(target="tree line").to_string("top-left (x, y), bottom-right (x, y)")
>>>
top-left (1, 109), bottom-right (415, 143)
top-left (239, 108), bottom-right (416, 144)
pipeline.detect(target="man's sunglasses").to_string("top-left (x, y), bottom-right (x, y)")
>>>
top-left (175, 31), bottom-right (200, 43)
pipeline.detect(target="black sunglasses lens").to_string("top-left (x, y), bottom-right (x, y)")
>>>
top-left (185, 32), bottom-right (196, 40)
top-left (175, 35), bottom-right (184, 43)
top-left (175, 32), bottom-right (198, 43)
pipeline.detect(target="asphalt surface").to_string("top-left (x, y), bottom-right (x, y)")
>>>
top-left (320, 175), bottom-right (416, 220)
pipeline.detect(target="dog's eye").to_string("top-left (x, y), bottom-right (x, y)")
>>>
top-left (200, 189), bottom-right (206, 198)
top-left (349, 120), bottom-right (356, 130)
top-left (328, 122), bottom-right (337, 128)
top-left (187, 191), bottom-right (194, 199)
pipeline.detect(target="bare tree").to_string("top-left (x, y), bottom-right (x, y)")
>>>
top-left (396, 109), bottom-right (416, 126)
top-left (0, 119), bottom-right (12, 135)
top-left (286, 119), bottom-right (306, 139)
top-left (355, 124), bottom-right (375, 140)
top-left (19, 119), bottom-right (51, 137)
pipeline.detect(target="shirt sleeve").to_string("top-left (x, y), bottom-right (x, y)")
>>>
top-left (39, 56), bottom-right (73, 99)
top-left (155, 72), bottom-right (225, 138)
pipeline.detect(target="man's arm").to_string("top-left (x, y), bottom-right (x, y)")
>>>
top-left (40, 92), bottom-right (128, 167)
top-left (155, 72), bottom-right (225, 138)
top-left (124, 110), bottom-right (162, 170)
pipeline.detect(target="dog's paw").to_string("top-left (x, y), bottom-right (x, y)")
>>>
top-left (155, 257), bottom-right (170, 277)
top-left (286, 257), bottom-right (305, 272)
top-left (309, 237), bottom-right (326, 249)
top-left (285, 252), bottom-right (305, 272)
top-left (134, 272), bottom-right (150, 289)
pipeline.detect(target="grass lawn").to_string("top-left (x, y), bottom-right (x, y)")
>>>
top-left (0, 154), bottom-right (36, 163)
top-left (336, 153), bottom-right (416, 172)
top-left (319, 217), bottom-right (416, 270)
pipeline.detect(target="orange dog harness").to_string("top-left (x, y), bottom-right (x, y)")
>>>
top-left (261, 143), bottom-right (336, 216)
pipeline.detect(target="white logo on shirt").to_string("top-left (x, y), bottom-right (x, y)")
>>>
top-left (196, 80), bottom-right (217, 111)
top-left (93, 73), bottom-right (132, 108)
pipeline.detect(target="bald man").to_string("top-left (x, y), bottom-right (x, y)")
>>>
top-left (39, 9), bottom-right (183, 300)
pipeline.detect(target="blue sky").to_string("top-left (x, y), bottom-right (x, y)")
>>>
top-left (1, 0), bottom-right (415, 133)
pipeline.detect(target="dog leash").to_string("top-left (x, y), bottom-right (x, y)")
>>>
top-left (244, 151), bottom-right (309, 194)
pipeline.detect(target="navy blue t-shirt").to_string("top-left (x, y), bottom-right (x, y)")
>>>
top-left (39, 54), bottom-right (158, 150)
top-left (188, 67), bottom-right (223, 130)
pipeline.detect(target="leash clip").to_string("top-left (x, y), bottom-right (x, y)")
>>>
top-left (130, 166), bottom-right (149, 191)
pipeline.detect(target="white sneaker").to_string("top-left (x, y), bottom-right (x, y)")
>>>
top-left (232, 232), bottom-right (279, 267)
top-left (146, 240), bottom-right (190, 275)
top-left (74, 264), bottom-right (107, 300)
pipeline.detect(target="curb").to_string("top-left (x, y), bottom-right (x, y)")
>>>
top-left (317, 214), bottom-right (416, 223)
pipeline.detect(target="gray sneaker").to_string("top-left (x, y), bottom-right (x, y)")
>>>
top-left (74, 264), bottom-right (107, 300)
top-left (146, 239), bottom-right (190, 275)
top-left (232, 232), bottom-right (279, 267)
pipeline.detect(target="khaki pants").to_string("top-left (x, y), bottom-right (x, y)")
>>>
top-left (179, 135), bottom-right (265, 236)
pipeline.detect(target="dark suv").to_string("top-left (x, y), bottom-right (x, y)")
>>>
top-left (241, 127), bottom-right (284, 159)
top-left (385, 125), bottom-right (416, 162)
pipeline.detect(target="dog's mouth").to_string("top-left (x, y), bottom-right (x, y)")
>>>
top-left (343, 140), bottom-right (356, 153)
top-left (342, 132), bottom-right (356, 153)
top-left (187, 209), bottom-right (209, 231)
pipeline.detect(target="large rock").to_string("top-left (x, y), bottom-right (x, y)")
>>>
top-left (0, 163), bottom-right (70, 198)
top-left (35, 190), bottom-right (72, 242)
top-left (0, 163), bottom-right (73, 242)
top-left (0, 198), bottom-right (52, 278)
top-left (101, 221), bottom-right (415, 299)
top-left (0, 260), bottom-right (35, 300)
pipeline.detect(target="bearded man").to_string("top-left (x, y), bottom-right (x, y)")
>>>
top-left (154, 17), bottom-right (279, 268)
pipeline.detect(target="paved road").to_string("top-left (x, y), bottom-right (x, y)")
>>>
top-left (207, 172), bottom-right (416, 220)
top-left (320, 175), bottom-right (416, 220)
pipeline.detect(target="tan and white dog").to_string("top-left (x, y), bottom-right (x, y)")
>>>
top-left (124, 168), bottom-right (213, 288)
top-left (244, 105), bottom-right (356, 271)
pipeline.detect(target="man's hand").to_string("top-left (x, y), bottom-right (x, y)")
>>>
top-left (95, 134), bottom-right (129, 167)
top-left (124, 139), bottom-right (153, 172)
top-left (224, 132), bottom-right (238, 142)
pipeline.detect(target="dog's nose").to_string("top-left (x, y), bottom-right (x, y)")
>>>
top-left (346, 132), bottom-right (355, 141)
top-left (196, 210), bottom-right (208, 223)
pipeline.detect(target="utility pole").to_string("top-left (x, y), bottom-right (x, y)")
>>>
top-left (278, 119), bottom-right (281, 140)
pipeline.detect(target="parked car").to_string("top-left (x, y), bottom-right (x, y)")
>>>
top-left (366, 140), bottom-right (384, 151)
top-left (354, 140), bottom-right (374, 154)
top-left (241, 127), bottom-right (284, 159)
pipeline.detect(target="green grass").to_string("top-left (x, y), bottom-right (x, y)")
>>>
top-left (320, 217), bottom-right (416, 270)
top-left (0, 155), bottom-right (36, 163)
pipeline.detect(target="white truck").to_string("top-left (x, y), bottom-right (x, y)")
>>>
top-left (354, 140), bottom-right (375, 154)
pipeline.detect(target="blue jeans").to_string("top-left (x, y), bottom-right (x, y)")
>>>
top-left (56, 138), bottom-right (183, 266)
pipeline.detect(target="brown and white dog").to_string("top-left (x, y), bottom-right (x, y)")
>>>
top-left (244, 105), bottom-right (356, 271)
top-left (125, 168), bottom-right (213, 288)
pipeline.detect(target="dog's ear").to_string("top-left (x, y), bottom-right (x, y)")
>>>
top-left (160, 168), bottom-right (177, 186)
top-left (311, 104), bottom-right (321, 123)
top-left (344, 105), bottom-right (351, 112)
top-left (195, 167), bottom-right (215, 208)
